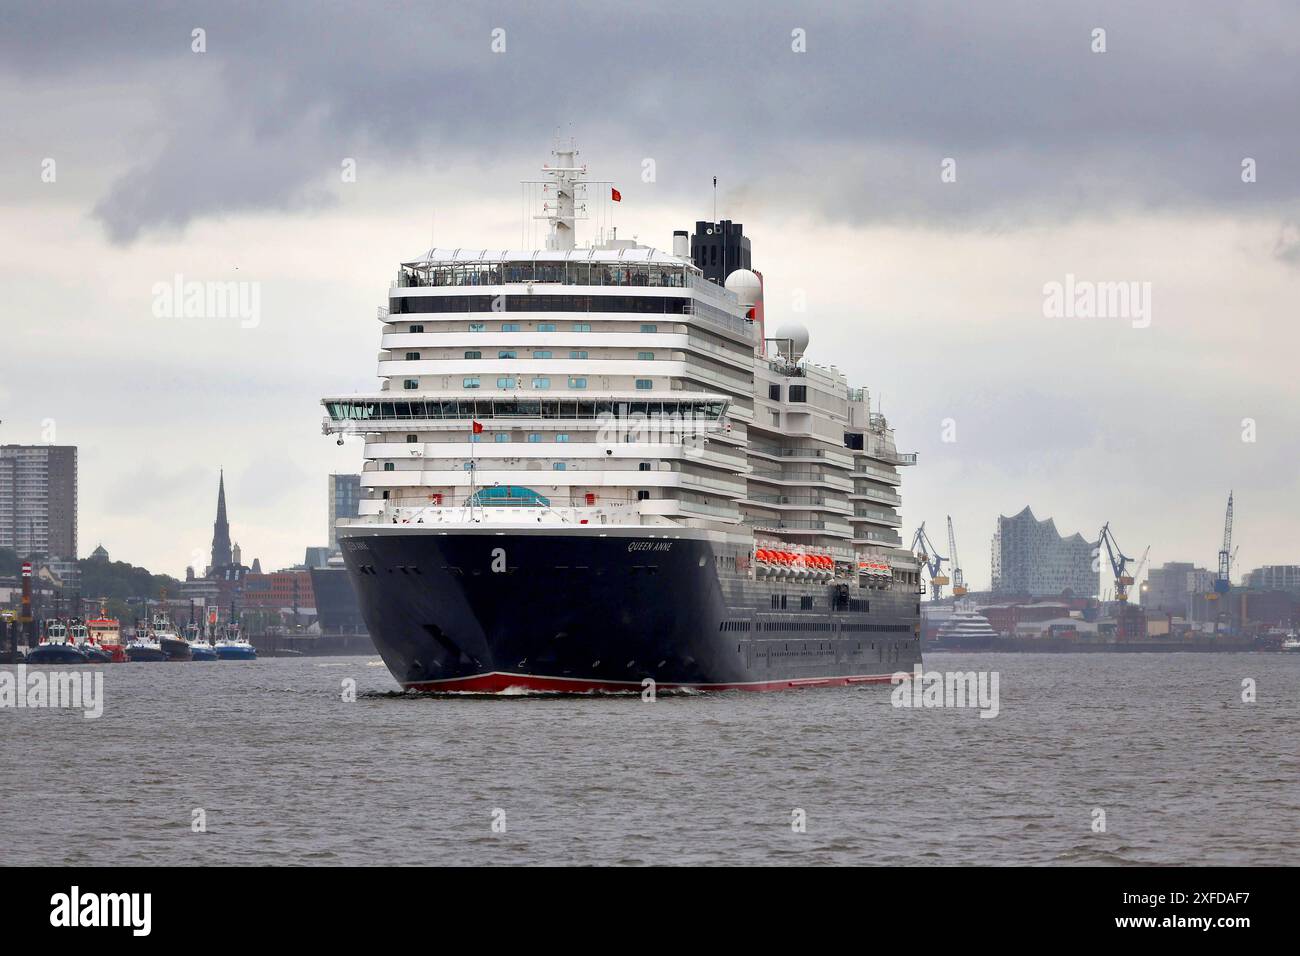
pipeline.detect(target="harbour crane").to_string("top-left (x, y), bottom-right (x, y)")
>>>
top-left (1098, 522), bottom-right (1135, 602)
top-left (911, 522), bottom-right (948, 600)
top-left (1132, 545), bottom-right (1151, 599)
top-left (1214, 491), bottom-right (1234, 595)
top-left (946, 515), bottom-right (968, 597)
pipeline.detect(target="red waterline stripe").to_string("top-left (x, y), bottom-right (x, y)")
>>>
top-left (403, 671), bottom-right (901, 694)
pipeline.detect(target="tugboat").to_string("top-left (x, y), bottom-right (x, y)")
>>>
top-left (186, 622), bottom-right (218, 661)
top-left (126, 617), bottom-right (168, 662)
top-left (70, 619), bottom-right (112, 663)
top-left (213, 622), bottom-right (257, 661)
top-left (86, 609), bottom-right (128, 663)
top-left (151, 613), bottom-right (192, 661)
top-left (27, 620), bottom-right (89, 665)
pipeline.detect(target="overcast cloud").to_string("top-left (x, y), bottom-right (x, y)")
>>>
top-left (1, 1), bottom-right (1296, 581)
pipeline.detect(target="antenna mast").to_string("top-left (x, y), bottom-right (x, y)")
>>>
top-left (541, 139), bottom-right (586, 250)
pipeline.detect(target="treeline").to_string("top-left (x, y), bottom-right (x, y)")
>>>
top-left (0, 547), bottom-right (182, 602)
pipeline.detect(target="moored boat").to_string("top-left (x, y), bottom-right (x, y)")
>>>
top-left (27, 621), bottom-right (89, 665)
top-left (186, 622), bottom-right (218, 661)
top-left (213, 623), bottom-right (257, 660)
top-left (126, 619), bottom-right (168, 662)
top-left (67, 620), bottom-right (111, 663)
top-left (152, 613), bottom-right (192, 661)
top-left (86, 611), bottom-right (128, 663)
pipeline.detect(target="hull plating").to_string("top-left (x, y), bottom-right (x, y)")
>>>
top-left (342, 530), bottom-right (922, 693)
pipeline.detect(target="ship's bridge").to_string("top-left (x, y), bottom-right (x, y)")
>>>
top-left (396, 247), bottom-right (735, 303)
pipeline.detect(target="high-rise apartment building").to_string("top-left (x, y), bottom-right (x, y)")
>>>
top-left (0, 445), bottom-right (78, 559)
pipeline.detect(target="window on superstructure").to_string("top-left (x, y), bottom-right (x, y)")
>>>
top-left (494, 433), bottom-right (510, 443)
top-left (464, 351), bottom-right (481, 359)
top-left (496, 377), bottom-right (514, 389)
top-left (635, 379), bottom-right (653, 390)
top-left (403, 379), bottom-right (419, 390)
top-left (640, 324), bottom-right (657, 333)
top-left (383, 462), bottom-right (395, 471)
top-left (409, 324), bottom-right (424, 333)
top-left (538, 323), bottom-right (556, 332)
top-left (533, 350), bottom-right (552, 359)
top-left (405, 435), bottom-right (417, 443)
top-left (553, 462), bottom-right (567, 471)
top-left (769, 384), bottom-right (781, 401)
top-left (405, 352), bottom-right (421, 361)
top-left (527, 434), bottom-right (542, 443)
top-left (463, 377), bottom-right (480, 389)
top-left (502, 323), bottom-right (521, 332)
top-left (573, 323), bottom-right (591, 332)
top-left (637, 490), bottom-right (650, 501)
top-left (789, 385), bottom-right (808, 402)
top-left (570, 350), bottom-right (588, 359)
top-left (498, 350), bottom-right (517, 359)
top-left (469, 323), bottom-right (485, 332)
top-left (638, 463), bottom-right (651, 472)
top-left (637, 352), bottom-right (654, 361)
top-left (556, 434), bottom-right (569, 442)
top-left (568, 378), bottom-right (588, 389)
top-left (532, 377), bottom-right (550, 390)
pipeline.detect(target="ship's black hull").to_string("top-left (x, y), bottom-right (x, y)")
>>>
top-left (342, 529), bottom-right (922, 692)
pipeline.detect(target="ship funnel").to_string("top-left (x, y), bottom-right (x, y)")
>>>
top-left (672, 230), bottom-right (689, 258)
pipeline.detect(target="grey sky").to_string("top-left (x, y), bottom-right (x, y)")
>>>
top-left (1, 1), bottom-right (1296, 583)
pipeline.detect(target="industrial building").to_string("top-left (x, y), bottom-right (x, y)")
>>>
top-left (991, 506), bottom-right (1098, 599)
top-left (1140, 561), bottom-right (1211, 618)
top-left (1243, 565), bottom-right (1300, 594)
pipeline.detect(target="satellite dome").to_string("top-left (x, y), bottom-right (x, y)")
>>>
top-left (724, 269), bottom-right (762, 307)
top-left (772, 321), bottom-right (809, 358)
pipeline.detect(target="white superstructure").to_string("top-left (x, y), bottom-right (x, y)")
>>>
top-left (322, 144), bottom-right (916, 574)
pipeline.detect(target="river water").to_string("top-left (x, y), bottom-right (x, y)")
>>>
top-left (2, 652), bottom-right (1297, 865)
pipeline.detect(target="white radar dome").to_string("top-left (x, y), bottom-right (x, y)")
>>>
top-left (772, 321), bottom-right (809, 358)
top-left (724, 269), bottom-right (762, 307)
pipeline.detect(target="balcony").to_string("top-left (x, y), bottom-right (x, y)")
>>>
top-left (852, 508), bottom-right (903, 527)
top-left (742, 518), bottom-right (854, 536)
top-left (746, 494), bottom-right (852, 514)
top-left (850, 486), bottom-right (902, 506)
top-left (851, 462), bottom-right (903, 485)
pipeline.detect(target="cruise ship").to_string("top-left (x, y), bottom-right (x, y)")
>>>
top-left (322, 144), bottom-right (923, 692)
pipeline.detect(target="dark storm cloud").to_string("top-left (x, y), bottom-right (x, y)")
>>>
top-left (4, 0), bottom-right (1299, 241)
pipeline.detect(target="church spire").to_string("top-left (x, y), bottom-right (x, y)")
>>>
top-left (210, 469), bottom-right (232, 571)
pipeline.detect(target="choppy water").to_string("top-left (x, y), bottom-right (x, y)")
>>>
top-left (2, 653), bottom-right (1297, 865)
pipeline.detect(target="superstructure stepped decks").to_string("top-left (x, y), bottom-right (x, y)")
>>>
top-left (322, 144), bottom-right (916, 578)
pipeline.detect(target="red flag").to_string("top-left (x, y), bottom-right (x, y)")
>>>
top-left (472, 421), bottom-right (484, 434)
top-left (611, 187), bottom-right (621, 202)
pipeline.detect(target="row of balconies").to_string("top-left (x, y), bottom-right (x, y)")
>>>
top-left (850, 485), bottom-right (903, 506)
top-left (852, 507), bottom-right (903, 527)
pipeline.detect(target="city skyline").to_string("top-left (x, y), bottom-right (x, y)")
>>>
top-left (2, 2), bottom-right (1298, 580)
